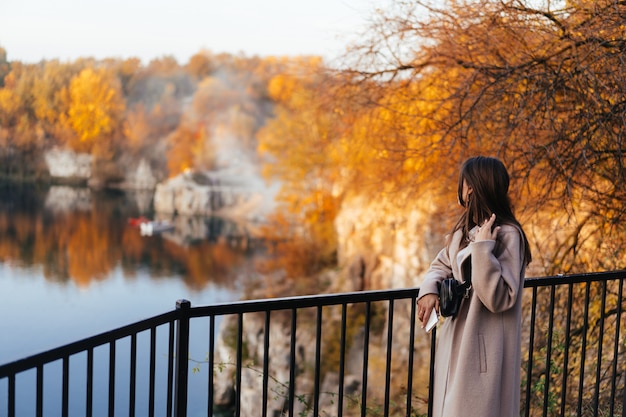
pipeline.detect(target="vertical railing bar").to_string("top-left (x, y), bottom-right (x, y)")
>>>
top-left (36, 364), bottom-right (43, 417)
top-left (262, 310), bottom-right (271, 417)
top-left (384, 299), bottom-right (394, 417)
top-left (130, 333), bottom-right (137, 417)
top-left (87, 348), bottom-right (93, 417)
top-left (623, 371), bottom-right (626, 417)
top-left (524, 286), bottom-right (538, 417)
top-left (208, 315), bottom-right (215, 417)
top-left (542, 285), bottom-right (556, 417)
top-left (62, 356), bottom-right (69, 417)
top-left (592, 280), bottom-right (607, 417)
top-left (174, 299), bottom-right (191, 417)
top-left (428, 327), bottom-right (436, 417)
top-left (361, 301), bottom-right (371, 417)
top-left (622, 276), bottom-right (626, 417)
top-left (8, 373), bottom-right (15, 417)
top-left (235, 313), bottom-right (243, 417)
top-left (109, 340), bottom-right (116, 417)
top-left (610, 278), bottom-right (623, 416)
top-left (313, 306), bottom-right (323, 417)
top-left (149, 327), bottom-right (156, 417)
top-left (288, 308), bottom-right (297, 417)
top-left (577, 282), bottom-right (591, 415)
top-left (406, 295), bottom-right (417, 417)
top-left (338, 303), bottom-right (348, 417)
top-left (167, 319), bottom-right (175, 417)
top-left (559, 283), bottom-right (574, 417)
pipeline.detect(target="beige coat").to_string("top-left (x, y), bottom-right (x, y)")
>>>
top-left (418, 224), bottom-right (526, 417)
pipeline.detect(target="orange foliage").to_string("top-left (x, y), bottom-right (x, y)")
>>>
top-left (166, 122), bottom-right (208, 176)
top-left (186, 51), bottom-right (214, 80)
top-left (0, 87), bottom-right (20, 127)
top-left (62, 67), bottom-right (126, 155)
top-left (122, 104), bottom-right (152, 153)
top-left (255, 59), bottom-right (350, 273)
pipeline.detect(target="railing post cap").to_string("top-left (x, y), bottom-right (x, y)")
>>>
top-left (176, 299), bottom-right (191, 309)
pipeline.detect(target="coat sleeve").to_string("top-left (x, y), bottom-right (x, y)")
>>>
top-left (417, 245), bottom-right (453, 299)
top-left (468, 226), bottom-right (524, 313)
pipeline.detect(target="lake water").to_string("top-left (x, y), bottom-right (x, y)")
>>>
top-left (0, 182), bottom-right (265, 365)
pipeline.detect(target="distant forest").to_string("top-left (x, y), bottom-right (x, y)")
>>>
top-left (0, 47), bottom-right (294, 183)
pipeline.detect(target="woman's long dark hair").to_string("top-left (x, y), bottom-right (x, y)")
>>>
top-left (453, 156), bottom-right (532, 265)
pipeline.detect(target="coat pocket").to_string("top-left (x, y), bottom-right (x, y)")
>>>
top-left (478, 334), bottom-right (487, 373)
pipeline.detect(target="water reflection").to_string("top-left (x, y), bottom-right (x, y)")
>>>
top-left (0, 182), bottom-right (265, 290)
top-left (0, 182), bottom-right (268, 365)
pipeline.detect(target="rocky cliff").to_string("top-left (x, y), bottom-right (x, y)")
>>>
top-left (335, 192), bottom-right (449, 291)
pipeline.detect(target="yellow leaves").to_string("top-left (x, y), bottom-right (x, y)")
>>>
top-left (31, 60), bottom-right (75, 127)
top-left (63, 67), bottom-right (125, 150)
top-left (166, 123), bottom-right (210, 177)
top-left (256, 62), bottom-right (349, 273)
top-left (267, 74), bottom-right (295, 102)
top-left (0, 88), bottom-right (21, 126)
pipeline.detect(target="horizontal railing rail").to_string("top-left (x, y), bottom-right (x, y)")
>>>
top-left (1, 271), bottom-right (624, 417)
top-left (523, 270), bottom-right (625, 287)
top-left (0, 311), bottom-right (179, 378)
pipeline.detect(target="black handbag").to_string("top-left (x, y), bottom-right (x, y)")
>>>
top-left (439, 277), bottom-right (471, 318)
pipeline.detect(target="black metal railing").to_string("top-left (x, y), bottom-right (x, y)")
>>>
top-left (1, 271), bottom-right (624, 417)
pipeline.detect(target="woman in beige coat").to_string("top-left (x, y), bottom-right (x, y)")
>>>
top-left (417, 156), bottom-right (532, 417)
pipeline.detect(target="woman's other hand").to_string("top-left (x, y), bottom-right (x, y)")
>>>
top-left (475, 213), bottom-right (500, 241)
top-left (417, 294), bottom-right (440, 328)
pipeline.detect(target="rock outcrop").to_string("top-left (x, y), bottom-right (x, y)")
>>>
top-left (44, 147), bottom-right (161, 190)
top-left (44, 147), bottom-right (92, 179)
top-left (153, 169), bottom-right (277, 222)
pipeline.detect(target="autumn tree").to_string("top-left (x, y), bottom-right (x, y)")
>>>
top-left (256, 58), bottom-right (360, 275)
top-left (61, 66), bottom-right (126, 158)
top-left (0, 72), bottom-right (21, 128)
top-left (0, 72), bottom-right (24, 176)
top-left (185, 51), bottom-right (215, 80)
top-left (346, 0), bottom-right (626, 273)
top-left (122, 58), bottom-right (194, 177)
top-left (122, 103), bottom-right (152, 154)
top-left (343, 0), bottom-right (626, 412)
top-left (0, 62), bottom-right (50, 177)
top-left (167, 54), bottom-right (281, 177)
top-left (32, 60), bottom-right (84, 145)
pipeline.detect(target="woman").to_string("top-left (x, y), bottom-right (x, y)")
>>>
top-left (417, 156), bottom-right (532, 417)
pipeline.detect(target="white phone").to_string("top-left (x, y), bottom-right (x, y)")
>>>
top-left (425, 308), bottom-right (439, 333)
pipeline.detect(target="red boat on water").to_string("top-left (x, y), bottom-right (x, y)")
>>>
top-left (128, 216), bottom-right (149, 227)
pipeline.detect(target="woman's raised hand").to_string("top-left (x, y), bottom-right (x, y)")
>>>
top-left (475, 213), bottom-right (500, 242)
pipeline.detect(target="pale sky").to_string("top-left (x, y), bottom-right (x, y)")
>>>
top-left (0, 0), bottom-right (388, 65)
